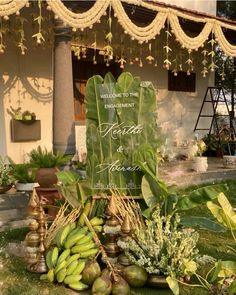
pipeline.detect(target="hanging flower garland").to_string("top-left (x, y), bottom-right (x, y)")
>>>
top-left (214, 24), bottom-right (236, 57)
top-left (0, 0), bottom-right (236, 57)
top-left (169, 14), bottom-right (213, 51)
top-left (46, 0), bottom-right (110, 30)
top-left (111, 0), bottom-right (167, 43)
top-left (0, 0), bottom-right (28, 17)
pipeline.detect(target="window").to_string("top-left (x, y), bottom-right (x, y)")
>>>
top-left (168, 70), bottom-right (196, 92)
top-left (72, 50), bottom-right (122, 123)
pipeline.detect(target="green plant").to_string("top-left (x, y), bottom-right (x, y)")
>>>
top-left (196, 140), bottom-right (207, 157)
top-left (123, 207), bottom-right (199, 295)
top-left (0, 156), bottom-right (16, 186)
top-left (202, 134), bottom-right (219, 151)
top-left (29, 146), bottom-right (71, 168)
top-left (133, 145), bottom-right (227, 218)
top-left (7, 107), bottom-right (36, 121)
top-left (10, 162), bottom-right (36, 183)
top-left (191, 260), bottom-right (236, 295)
top-left (7, 106), bottom-right (22, 120)
top-left (77, 161), bottom-right (86, 170)
top-left (207, 193), bottom-right (236, 250)
top-left (56, 171), bottom-right (91, 207)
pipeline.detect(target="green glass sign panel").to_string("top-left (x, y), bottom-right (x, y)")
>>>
top-left (85, 72), bottom-right (159, 194)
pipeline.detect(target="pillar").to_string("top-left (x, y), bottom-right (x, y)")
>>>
top-left (53, 19), bottom-right (75, 155)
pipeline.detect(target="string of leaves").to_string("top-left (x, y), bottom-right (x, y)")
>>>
top-left (32, 0), bottom-right (45, 45)
top-left (104, 3), bottom-right (113, 66)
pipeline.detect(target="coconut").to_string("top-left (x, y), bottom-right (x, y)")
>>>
top-left (123, 265), bottom-right (148, 288)
top-left (82, 260), bottom-right (101, 286)
top-left (92, 275), bottom-right (112, 295)
top-left (112, 276), bottom-right (130, 295)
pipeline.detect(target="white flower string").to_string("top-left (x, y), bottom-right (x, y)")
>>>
top-left (172, 56), bottom-right (178, 76)
top-left (32, 0), bottom-right (45, 45)
top-left (16, 16), bottom-right (27, 55)
top-left (0, 17), bottom-right (5, 54)
top-left (185, 49), bottom-right (193, 75)
top-left (208, 33), bottom-right (217, 72)
top-left (92, 32), bottom-right (97, 65)
top-left (146, 42), bottom-right (154, 64)
top-left (104, 2), bottom-right (113, 66)
top-left (201, 48), bottom-right (208, 77)
top-left (163, 20), bottom-right (172, 70)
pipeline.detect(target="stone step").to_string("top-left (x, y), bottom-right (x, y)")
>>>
top-left (0, 191), bottom-right (30, 210)
top-left (0, 217), bottom-right (32, 232)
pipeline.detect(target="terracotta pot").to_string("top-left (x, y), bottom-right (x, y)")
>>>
top-left (35, 167), bottom-right (58, 188)
top-left (0, 185), bottom-right (12, 194)
top-left (146, 275), bottom-right (169, 289)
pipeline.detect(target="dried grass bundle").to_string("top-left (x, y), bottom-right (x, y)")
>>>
top-left (44, 202), bottom-right (81, 249)
top-left (110, 191), bottom-right (144, 230)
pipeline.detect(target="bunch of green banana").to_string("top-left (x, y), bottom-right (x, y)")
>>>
top-left (42, 253), bottom-right (89, 290)
top-left (43, 217), bottom-right (105, 289)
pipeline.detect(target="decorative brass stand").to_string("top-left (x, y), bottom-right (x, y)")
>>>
top-left (29, 205), bottom-right (47, 273)
top-left (25, 189), bottom-right (47, 273)
top-left (25, 220), bottom-right (40, 266)
top-left (118, 212), bottom-right (132, 266)
top-left (103, 195), bottom-right (121, 262)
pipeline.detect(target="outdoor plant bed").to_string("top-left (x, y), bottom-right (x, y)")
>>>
top-left (0, 208), bottom-right (234, 295)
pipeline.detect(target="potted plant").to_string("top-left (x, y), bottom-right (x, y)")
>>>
top-left (0, 156), bottom-right (16, 193)
top-left (7, 107), bottom-right (36, 122)
top-left (7, 106), bottom-right (23, 120)
top-left (192, 139), bottom-right (208, 172)
top-left (29, 146), bottom-right (71, 188)
top-left (10, 161), bottom-right (37, 191)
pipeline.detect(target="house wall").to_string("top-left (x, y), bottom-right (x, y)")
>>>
top-left (161, 0), bottom-right (216, 15)
top-left (0, 43), bottom-right (53, 163)
top-left (127, 65), bottom-right (214, 146)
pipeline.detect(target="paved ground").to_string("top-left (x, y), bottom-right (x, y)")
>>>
top-left (0, 189), bottom-right (32, 232)
top-left (159, 157), bottom-right (236, 187)
top-left (1, 157), bottom-right (236, 231)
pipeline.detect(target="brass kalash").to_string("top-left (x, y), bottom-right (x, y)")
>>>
top-left (25, 189), bottom-right (47, 273)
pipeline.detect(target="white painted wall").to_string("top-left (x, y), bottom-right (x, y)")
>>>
top-left (161, 0), bottom-right (216, 15)
top-left (0, 44), bottom-right (53, 163)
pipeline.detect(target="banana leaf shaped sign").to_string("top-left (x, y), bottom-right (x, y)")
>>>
top-left (85, 72), bottom-right (159, 195)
